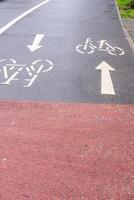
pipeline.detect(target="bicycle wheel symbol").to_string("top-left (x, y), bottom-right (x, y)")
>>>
top-left (76, 44), bottom-right (95, 54)
top-left (107, 47), bottom-right (125, 56)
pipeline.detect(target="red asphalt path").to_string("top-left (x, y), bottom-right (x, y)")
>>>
top-left (0, 101), bottom-right (134, 200)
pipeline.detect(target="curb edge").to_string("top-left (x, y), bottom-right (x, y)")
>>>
top-left (115, 0), bottom-right (134, 54)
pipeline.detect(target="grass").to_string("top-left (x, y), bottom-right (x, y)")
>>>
top-left (117, 0), bottom-right (134, 18)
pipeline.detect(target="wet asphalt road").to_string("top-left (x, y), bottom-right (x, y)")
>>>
top-left (0, 0), bottom-right (134, 103)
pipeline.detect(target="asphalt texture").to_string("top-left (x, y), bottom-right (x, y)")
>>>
top-left (0, 0), bottom-right (133, 103)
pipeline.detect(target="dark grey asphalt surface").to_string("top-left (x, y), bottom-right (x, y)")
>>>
top-left (0, 0), bottom-right (134, 103)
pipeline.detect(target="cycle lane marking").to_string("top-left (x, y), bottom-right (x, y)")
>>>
top-left (96, 61), bottom-right (116, 95)
top-left (76, 37), bottom-right (126, 96)
top-left (0, 1), bottom-right (132, 101)
top-left (0, 0), bottom-right (50, 35)
top-left (0, 59), bottom-right (54, 87)
top-left (27, 34), bottom-right (45, 52)
top-left (76, 38), bottom-right (125, 56)
top-left (0, 0), bottom-right (54, 88)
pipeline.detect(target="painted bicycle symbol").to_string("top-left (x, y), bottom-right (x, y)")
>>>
top-left (76, 38), bottom-right (125, 56)
top-left (0, 59), bottom-right (54, 87)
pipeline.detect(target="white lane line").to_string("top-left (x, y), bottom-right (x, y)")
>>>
top-left (0, 0), bottom-right (50, 35)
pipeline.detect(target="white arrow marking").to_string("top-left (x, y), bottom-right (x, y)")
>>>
top-left (96, 61), bottom-right (116, 95)
top-left (27, 34), bottom-right (44, 52)
top-left (0, 0), bottom-right (50, 35)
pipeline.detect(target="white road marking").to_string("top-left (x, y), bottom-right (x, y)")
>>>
top-left (0, 0), bottom-right (50, 35)
top-left (27, 34), bottom-right (45, 52)
top-left (25, 75), bottom-right (38, 88)
top-left (1, 67), bottom-right (23, 85)
top-left (24, 59), bottom-right (54, 87)
top-left (96, 61), bottom-right (116, 95)
top-left (43, 60), bottom-right (54, 72)
top-left (0, 58), bottom-right (54, 87)
top-left (76, 38), bottom-right (125, 56)
top-left (3, 66), bottom-right (8, 79)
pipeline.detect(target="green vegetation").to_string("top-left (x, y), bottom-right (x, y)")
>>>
top-left (117, 0), bottom-right (134, 18)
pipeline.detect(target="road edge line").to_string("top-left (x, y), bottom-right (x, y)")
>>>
top-left (0, 0), bottom-right (50, 35)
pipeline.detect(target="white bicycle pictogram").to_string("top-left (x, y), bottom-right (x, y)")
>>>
top-left (0, 59), bottom-right (54, 87)
top-left (76, 38), bottom-right (125, 56)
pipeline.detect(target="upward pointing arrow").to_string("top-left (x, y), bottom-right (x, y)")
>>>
top-left (96, 61), bottom-right (116, 95)
top-left (27, 34), bottom-right (44, 52)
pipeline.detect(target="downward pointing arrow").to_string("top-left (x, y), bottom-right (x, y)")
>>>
top-left (27, 34), bottom-right (44, 52)
top-left (96, 61), bottom-right (116, 95)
